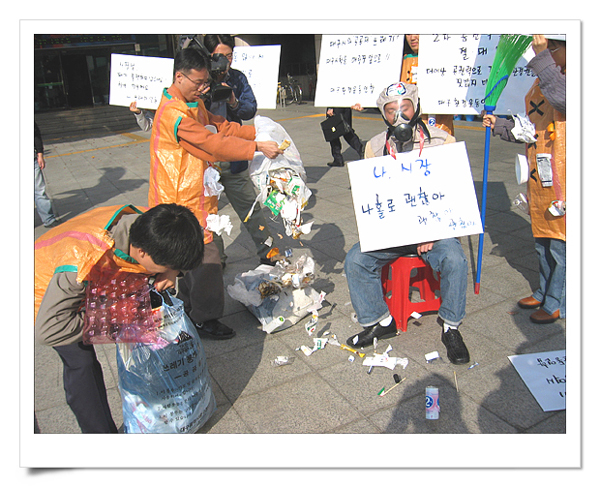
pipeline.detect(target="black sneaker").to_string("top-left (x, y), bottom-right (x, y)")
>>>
top-left (346, 319), bottom-right (397, 348)
top-left (441, 328), bottom-right (470, 364)
top-left (195, 319), bottom-right (236, 340)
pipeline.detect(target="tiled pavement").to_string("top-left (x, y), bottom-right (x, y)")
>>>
top-left (26, 100), bottom-right (577, 468)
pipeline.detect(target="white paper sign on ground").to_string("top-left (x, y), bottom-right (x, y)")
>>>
top-left (347, 141), bottom-right (483, 252)
top-left (418, 34), bottom-right (536, 115)
top-left (231, 45), bottom-right (281, 110)
top-left (314, 35), bottom-right (405, 108)
top-left (109, 53), bottom-right (174, 110)
top-left (508, 350), bottom-right (566, 412)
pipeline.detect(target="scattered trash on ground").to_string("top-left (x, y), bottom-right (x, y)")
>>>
top-left (271, 356), bottom-right (296, 367)
top-left (227, 252), bottom-right (325, 334)
top-left (379, 373), bottom-right (406, 397)
top-left (363, 344), bottom-right (409, 371)
top-left (425, 351), bottom-right (441, 363)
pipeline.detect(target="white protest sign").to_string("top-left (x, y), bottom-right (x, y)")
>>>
top-left (508, 350), bottom-right (566, 412)
top-left (109, 53), bottom-right (173, 110)
top-left (347, 141), bottom-right (483, 252)
top-left (231, 45), bottom-right (281, 110)
top-left (418, 34), bottom-right (536, 115)
top-left (314, 35), bottom-right (405, 108)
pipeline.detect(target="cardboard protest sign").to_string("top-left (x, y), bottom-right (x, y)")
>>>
top-left (231, 45), bottom-right (281, 110)
top-left (418, 34), bottom-right (536, 115)
top-left (508, 350), bottom-right (566, 412)
top-left (314, 35), bottom-right (405, 108)
top-left (109, 53), bottom-right (173, 110)
top-left (347, 141), bottom-right (483, 252)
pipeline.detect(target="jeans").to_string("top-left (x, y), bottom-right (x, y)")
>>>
top-left (34, 157), bottom-right (57, 226)
top-left (532, 237), bottom-right (566, 317)
top-left (344, 238), bottom-right (468, 327)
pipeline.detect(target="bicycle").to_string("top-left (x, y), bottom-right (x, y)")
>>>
top-left (277, 73), bottom-right (303, 106)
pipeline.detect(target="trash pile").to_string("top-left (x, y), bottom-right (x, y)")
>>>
top-left (247, 116), bottom-right (314, 239)
top-left (227, 251), bottom-right (325, 334)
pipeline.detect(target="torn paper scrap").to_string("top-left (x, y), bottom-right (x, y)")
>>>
top-left (205, 214), bottom-right (233, 236)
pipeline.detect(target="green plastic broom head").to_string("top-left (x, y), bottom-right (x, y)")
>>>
top-left (483, 34), bottom-right (533, 112)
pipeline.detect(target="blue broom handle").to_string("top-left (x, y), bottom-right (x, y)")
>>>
top-left (475, 107), bottom-right (494, 293)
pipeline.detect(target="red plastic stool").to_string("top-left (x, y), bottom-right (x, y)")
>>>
top-left (381, 255), bottom-right (441, 332)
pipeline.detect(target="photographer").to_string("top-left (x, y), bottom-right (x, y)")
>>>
top-left (203, 34), bottom-right (257, 124)
top-left (185, 34), bottom-right (275, 268)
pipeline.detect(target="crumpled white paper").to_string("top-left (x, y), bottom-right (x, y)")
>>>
top-left (204, 166), bottom-right (225, 198)
top-left (205, 214), bottom-right (232, 236)
top-left (510, 112), bottom-right (537, 144)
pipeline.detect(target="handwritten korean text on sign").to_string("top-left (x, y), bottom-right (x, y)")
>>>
top-left (109, 53), bottom-right (174, 110)
top-left (347, 141), bottom-right (483, 252)
top-left (418, 34), bottom-right (536, 115)
top-left (231, 45), bottom-right (281, 110)
top-left (508, 350), bottom-right (566, 412)
top-left (314, 35), bottom-right (405, 108)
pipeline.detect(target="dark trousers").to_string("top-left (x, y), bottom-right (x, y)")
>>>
top-left (53, 341), bottom-right (118, 433)
top-left (177, 241), bottom-right (225, 324)
top-left (329, 108), bottom-right (363, 163)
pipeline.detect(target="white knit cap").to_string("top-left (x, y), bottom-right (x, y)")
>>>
top-left (375, 82), bottom-right (419, 124)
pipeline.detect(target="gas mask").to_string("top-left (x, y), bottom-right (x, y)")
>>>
top-left (385, 100), bottom-right (430, 143)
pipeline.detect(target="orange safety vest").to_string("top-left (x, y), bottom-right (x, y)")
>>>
top-left (525, 79), bottom-right (566, 241)
top-left (34, 205), bottom-right (148, 320)
top-left (149, 88), bottom-right (216, 244)
top-left (401, 54), bottom-right (455, 136)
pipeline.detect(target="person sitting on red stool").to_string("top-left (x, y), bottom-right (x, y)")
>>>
top-left (343, 82), bottom-right (470, 365)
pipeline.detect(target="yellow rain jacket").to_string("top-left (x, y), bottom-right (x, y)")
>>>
top-left (525, 79), bottom-right (566, 241)
top-left (401, 54), bottom-right (455, 136)
top-left (148, 87), bottom-right (256, 244)
top-left (34, 204), bottom-right (147, 323)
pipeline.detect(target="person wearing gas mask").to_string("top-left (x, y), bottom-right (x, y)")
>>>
top-left (343, 82), bottom-right (471, 365)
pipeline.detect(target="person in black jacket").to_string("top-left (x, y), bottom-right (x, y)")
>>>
top-left (325, 107), bottom-right (364, 167)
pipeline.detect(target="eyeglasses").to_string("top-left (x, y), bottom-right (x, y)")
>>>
top-left (181, 71), bottom-right (210, 89)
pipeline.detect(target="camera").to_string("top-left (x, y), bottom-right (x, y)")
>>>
top-left (181, 35), bottom-right (233, 103)
top-left (206, 53), bottom-right (233, 103)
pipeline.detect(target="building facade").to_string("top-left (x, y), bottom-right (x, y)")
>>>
top-left (34, 34), bottom-right (318, 112)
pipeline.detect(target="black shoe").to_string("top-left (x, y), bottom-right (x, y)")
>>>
top-left (194, 319), bottom-right (236, 340)
top-left (346, 320), bottom-right (397, 348)
top-left (441, 328), bottom-right (470, 364)
top-left (327, 161), bottom-right (344, 167)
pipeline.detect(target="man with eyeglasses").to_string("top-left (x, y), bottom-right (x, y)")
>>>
top-left (149, 47), bottom-right (282, 341)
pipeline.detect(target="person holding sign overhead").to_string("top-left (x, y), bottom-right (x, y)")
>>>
top-left (149, 47), bottom-right (282, 341)
top-left (344, 82), bottom-right (471, 365)
top-left (401, 34), bottom-right (456, 136)
top-left (482, 35), bottom-right (566, 325)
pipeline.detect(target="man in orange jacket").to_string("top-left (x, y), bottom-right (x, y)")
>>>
top-left (35, 203), bottom-right (205, 432)
top-left (149, 47), bottom-right (282, 340)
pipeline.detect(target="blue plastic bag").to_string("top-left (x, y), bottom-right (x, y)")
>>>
top-left (116, 290), bottom-right (216, 434)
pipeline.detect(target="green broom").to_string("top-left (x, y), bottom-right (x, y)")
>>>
top-left (475, 34), bottom-right (532, 294)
